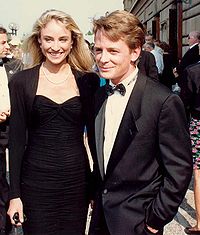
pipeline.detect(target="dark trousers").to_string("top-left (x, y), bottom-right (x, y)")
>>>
top-left (0, 152), bottom-right (11, 235)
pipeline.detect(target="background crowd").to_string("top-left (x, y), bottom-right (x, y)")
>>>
top-left (0, 8), bottom-right (200, 235)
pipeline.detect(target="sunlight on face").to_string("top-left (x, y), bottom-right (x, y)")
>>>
top-left (39, 19), bottom-right (73, 65)
top-left (94, 29), bottom-right (140, 84)
top-left (0, 33), bottom-right (10, 58)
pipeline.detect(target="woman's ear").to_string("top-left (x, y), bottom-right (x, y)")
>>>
top-left (38, 38), bottom-right (41, 45)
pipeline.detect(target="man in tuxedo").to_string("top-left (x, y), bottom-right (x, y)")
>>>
top-left (89, 10), bottom-right (193, 235)
top-left (175, 31), bottom-right (200, 87)
top-left (0, 26), bottom-right (17, 235)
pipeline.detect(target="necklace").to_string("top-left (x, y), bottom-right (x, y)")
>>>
top-left (41, 63), bottom-right (70, 85)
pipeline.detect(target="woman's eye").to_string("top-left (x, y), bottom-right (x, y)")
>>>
top-left (45, 38), bottom-right (52, 42)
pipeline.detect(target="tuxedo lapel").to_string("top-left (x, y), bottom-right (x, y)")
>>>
top-left (95, 87), bottom-right (108, 179)
top-left (105, 74), bottom-right (147, 179)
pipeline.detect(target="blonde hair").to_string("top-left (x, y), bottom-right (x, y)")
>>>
top-left (93, 10), bottom-right (145, 50)
top-left (23, 9), bottom-right (94, 71)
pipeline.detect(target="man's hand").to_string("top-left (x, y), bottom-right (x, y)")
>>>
top-left (173, 67), bottom-right (179, 78)
top-left (0, 110), bottom-right (10, 123)
top-left (146, 225), bottom-right (159, 234)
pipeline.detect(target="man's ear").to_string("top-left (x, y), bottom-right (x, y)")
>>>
top-left (131, 47), bottom-right (141, 63)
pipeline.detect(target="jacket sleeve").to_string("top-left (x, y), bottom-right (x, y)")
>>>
top-left (8, 74), bottom-right (27, 199)
top-left (146, 94), bottom-right (193, 230)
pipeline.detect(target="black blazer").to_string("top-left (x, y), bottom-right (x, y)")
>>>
top-left (3, 57), bottom-right (24, 82)
top-left (138, 50), bottom-right (159, 81)
top-left (8, 64), bottom-right (99, 199)
top-left (177, 44), bottom-right (200, 86)
top-left (180, 62), bottom-right (200, 119)
top-left (89, 72), bottom-right (192, 235)
top-left (0, 57), bottom-right (23, 152)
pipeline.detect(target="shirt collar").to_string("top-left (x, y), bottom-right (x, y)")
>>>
top-left (110, 67), bottom-right (138, 88)
top-left (190, 43), bottom-right (198, 49)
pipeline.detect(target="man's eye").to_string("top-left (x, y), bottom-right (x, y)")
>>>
top-left (110, 50), bottom-right (118, 54)
top-left (94, 49), bottom-right (101, 54)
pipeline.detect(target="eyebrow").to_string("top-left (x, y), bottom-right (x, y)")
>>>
top-left (43, 35), bottom-right (69, 39)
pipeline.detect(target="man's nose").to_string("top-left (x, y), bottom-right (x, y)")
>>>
top-left (5, 42), bottom-right (10, 49)
top-left (99, 50), bottom-right (109, 63)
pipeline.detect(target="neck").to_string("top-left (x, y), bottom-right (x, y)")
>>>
top-left (41, 62), bottom-right (71, 85)
top-left (43, 61), bottom-right (68, 74)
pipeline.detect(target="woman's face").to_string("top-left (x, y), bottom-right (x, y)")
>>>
top-left (39, 19), bottom-right (73, 65)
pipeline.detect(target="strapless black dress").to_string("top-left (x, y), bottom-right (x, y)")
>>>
top-left (21, 95), bottom-right (90, 235)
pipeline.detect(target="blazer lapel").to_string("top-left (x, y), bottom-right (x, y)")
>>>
top-left (105, 73), bottom-right (147, 179)
top-left (95, 87), bottom-right (108, 179)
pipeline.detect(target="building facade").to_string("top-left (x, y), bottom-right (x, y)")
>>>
top-left (123, 0), bottom-right (200, 61)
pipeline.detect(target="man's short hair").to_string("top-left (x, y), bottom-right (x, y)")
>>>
top-left (93, 10), bottom-right (145, 50)
top-left (0, 26), bottom-right (7, 34)
top-left (144, 42), bottom-right (155, 49)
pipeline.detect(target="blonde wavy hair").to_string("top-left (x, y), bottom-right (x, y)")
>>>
top-left (23, 9), bottom-right (94, 72)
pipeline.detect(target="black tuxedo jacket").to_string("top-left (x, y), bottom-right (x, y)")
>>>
top-left (89, 72), bottom-right (192, 235)
top-left (180, 62), bottom-right (200, 119)
top-left (0, 57), bottom-right (24, 152)
top-left (177, 44), bottom-right (200, 86)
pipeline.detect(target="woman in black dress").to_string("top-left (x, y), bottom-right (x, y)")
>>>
top-left (7, 9), bottom-right (99, 235)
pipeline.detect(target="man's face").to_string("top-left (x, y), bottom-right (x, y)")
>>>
top-left (187, 33), bottom-right (198, 47)
top-left (94, 29), bottom-right (140, 85)
top-left (145, 35), bottom-right (153, 43)
top-left (0, 33), bottom-right (10, 58)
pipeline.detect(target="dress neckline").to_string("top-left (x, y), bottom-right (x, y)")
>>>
top-left (35, 95), bottom-right (80, 105)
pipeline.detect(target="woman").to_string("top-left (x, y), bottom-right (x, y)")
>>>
top-left (7, 9), bottom-right (99, 235)
top-left (180, 60), bottom-right (200, 234)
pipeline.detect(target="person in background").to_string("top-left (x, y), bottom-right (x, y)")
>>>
top-left (0, 26), bottom-right (15, 235)
top-left (143, 42), bottom-right (164, 76)
top-left (137, 50), bottom-right (159, 81)
top-left (145, 33), bottom-right (163, 55)
top-left (89, 10), bottom-right (192, 235)
top-left (174, 31), bottom-right (200, 87)
top-left (180, 59), bottom-right (200, 235)
top-left (159, 41), bottom-right (176, 90)
top-left (4, 37), bottom-right (24, 80)
top-left (7, 9), bottom-right (99, 235)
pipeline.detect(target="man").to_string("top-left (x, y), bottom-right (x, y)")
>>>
top-left (5, 37), bottom-right (23, 80)
top-left (0, 27), bottom-right (19, 235)
top-left (89, 10), bottom-right (192, 235)
top-left (175, 31), bottom-right (200, 86)
top-left (143, 42), bottom-right (164, 76)
top-left (137, 50), bottom-right (159, 81)
top-left (145, 33), bottom-right (163, 55)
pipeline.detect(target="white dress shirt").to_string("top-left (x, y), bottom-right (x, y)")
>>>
top-left (150, 49), bottom-right (164, 74)
top-left (0, 62), bottom-right (10, 113)
top-left (103, 67), bottom-right (138, 171)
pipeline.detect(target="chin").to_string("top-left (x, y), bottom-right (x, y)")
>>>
top-left (99, 72), bottom-right (112, 80)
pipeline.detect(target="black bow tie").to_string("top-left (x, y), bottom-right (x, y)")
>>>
top-left (106, 83), bottom-right (126, 96)
top-left (0, 60), bottom-right (3, 67)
